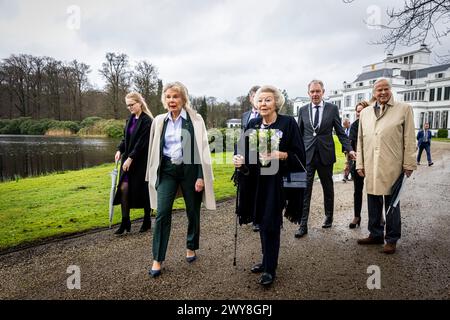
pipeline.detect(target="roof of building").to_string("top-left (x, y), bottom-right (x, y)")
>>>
top-left (354, 64), bottom-right (450, 82)
top-left (406, 64), bottom-right (450, 79)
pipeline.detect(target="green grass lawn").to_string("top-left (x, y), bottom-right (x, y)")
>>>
top-left (433, 138), bottom-right (450, 142)
top-left (0, 141), bottom-right (346, 250)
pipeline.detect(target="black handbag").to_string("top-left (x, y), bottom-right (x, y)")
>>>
top-left (283, 154), bottom-right (307, 189)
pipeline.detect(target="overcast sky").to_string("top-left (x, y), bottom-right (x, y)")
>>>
top-left (1, 0), bottom-right (449, 102)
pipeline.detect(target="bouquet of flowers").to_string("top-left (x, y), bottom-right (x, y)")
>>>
top-left (249, 129), bottom-right (283, 166)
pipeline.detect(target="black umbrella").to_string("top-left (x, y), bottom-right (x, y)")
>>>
top-left (385, 172), bottom-right (408, 217)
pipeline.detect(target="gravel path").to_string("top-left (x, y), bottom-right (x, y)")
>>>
top-left (1, 143), bottom-right (449, 300)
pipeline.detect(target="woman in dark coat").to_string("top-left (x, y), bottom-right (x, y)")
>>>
top-left (113, 92), bottom-right (153, 234)
top-left (234, 85), bottom-right (306, 286)
top-left (346, 100), bottom-right (369, 228)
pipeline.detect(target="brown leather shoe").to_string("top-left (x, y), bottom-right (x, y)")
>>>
top-left (357, 236), bottom-right (384, 245)
top-left (383, 243), bottom-right (396, 254)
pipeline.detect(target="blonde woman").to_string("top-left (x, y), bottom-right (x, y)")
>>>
top-left (146, 82), bottom-right (215, 277)
top-left (113, 92), bottom-right (153, 234)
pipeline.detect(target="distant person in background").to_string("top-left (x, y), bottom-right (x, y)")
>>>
top-left (346, 101), bottom-right (369, 228)
top-left (239, 85), bottom-right (261, 232)
top-left (113, 92), bottom-right (153, 234)
top-left (342, 118), bottom-right (351, 182)
top-left (417, 122), bottom-right (433, 166)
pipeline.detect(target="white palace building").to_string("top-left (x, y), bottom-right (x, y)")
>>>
top-left (294, 44), bottom-right (450, 134)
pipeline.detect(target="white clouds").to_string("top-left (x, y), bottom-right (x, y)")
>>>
top-left (1, 0), bottom-right (446, 101)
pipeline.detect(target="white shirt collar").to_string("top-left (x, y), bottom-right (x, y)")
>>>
top-left (165, 108), bottom-right (187, 122)
top-left (312, 101), bottom-right (324, 108)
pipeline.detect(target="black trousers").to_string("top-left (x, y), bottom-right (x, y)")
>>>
top-left (259, 224), bottom-right (280, 277)
top-left (353, 171), bottom-right (364, 218)
top-left (367, 194), bottom-right (401, 244)
top-left (300, 151), bottom-right (334, 226)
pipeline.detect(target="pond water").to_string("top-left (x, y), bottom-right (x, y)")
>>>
top-left (0, 135), bottom-right (120, 182)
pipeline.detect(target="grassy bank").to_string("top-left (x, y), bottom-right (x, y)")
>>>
top-left (0, 143), bottom-right (345, 250)
top-left (433, 138), bottom-right (450, 143)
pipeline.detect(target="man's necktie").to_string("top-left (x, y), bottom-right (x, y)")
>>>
top-left (313, 105), bottom-right (320, 128)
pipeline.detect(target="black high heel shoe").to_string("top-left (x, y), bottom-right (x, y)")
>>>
top-left (349, 217), bottom-right (361, 229)
top-left (139, 220), bottom-right (151, 233)
top-left (114, 219), bottom-right (131, 234)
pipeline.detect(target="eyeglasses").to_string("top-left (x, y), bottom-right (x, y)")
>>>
top-left (126, 102), bottom-right (136, 108)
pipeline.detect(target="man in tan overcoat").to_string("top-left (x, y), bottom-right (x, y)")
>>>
top-left (356, 78), bottom-right (416, 254)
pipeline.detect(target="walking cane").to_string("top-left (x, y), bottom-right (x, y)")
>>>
top-left (232, 169), bottom-right (239, 267)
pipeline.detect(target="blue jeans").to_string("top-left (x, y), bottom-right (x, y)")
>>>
top-left (417, 143), bottom-right (432, 164)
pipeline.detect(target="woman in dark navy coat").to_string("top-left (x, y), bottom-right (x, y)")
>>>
top-left (234, 85), bottom-right (306, 286)
top-left (113, 92), bottom-right (153, 234)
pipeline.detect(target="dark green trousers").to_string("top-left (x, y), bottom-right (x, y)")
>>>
top-left (152, 158), bottom-right (203, 262)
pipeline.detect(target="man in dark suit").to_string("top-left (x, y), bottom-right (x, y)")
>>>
top-left (295, 80), bottom-right (356, 238)
top-left (241, 85), bottom-right (261, 232)
top-left (241, 85), bottom-right (261, 129)
top-left (416, 122), bottom-right (433, 166)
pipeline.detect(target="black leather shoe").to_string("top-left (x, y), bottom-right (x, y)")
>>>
top-left (322, 217), bottom-right (333, 228)
top-left (252, 224), bottom-right (260, 232)
top-left (251, 263), bottom-right (264, 273)
top-left (114, 219), bottom-right (131, 235)
top-left (294, 225), bottom-right (308, 238)
top-left (259, 272), bottom-right (274, 286)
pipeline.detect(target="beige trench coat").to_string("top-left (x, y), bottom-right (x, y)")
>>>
top-left (145, 108), bottom-right (216, 210)
top-left (356, 96), bottom-right (417, 195)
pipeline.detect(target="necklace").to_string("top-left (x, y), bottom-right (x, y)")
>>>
top-left (262, 114), bottom-right (277, 127)
top-left (308, 103), bottom-right (320, 137)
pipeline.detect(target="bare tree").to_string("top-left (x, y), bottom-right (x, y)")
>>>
top-left (133, 60), bottom-right (160, 115)
top-left (70, 60), bottom-right (90, 120)
top-left (99, 53), bottom-right (131, 119)
top-left (345, 0), bottom-right (450, 56)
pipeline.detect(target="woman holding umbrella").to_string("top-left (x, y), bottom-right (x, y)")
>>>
top-left (113, 92), bottom-right (153, 234)
top-left (146, 81), bottom-right (215, 278)
top-left (233, 85), bottom-right (306, 286)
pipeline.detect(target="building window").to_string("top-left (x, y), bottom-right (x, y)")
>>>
top-left (420, 112), bottom-right (425, 128)
top-left (413, 91), bottom-right (418, 101)
top-left (430, 88), bottom-right (435, 102)
top-left (409, 55), bottom-right (414, 64)
top-left (442, 111), bottom-right (448, 129)
top-left (369, 80), bottom-right (376, 85)
top-left (356, 93), bottom-right (365, 103)
top-left (419, 91), bottom-right (425, 101)
top-left (428, 112), bottom-right (434, 129)
top-left (437, 87), bottom-right (442, 101)
top-left (404, 93), bottom-right (408, 101)
top-left (445, 87), bottom-right (450, 100)
top-left (435, 73), bottom-right (444, 79)
top-left (435, 111), bottom-right (440, 129)
top-left (345, 96), bottom-right (352, 108)
top-left (403, 56), bottom-right (409, 64)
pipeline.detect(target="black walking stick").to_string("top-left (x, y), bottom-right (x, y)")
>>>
top-left (232, 169), bottom-right (239, 267)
